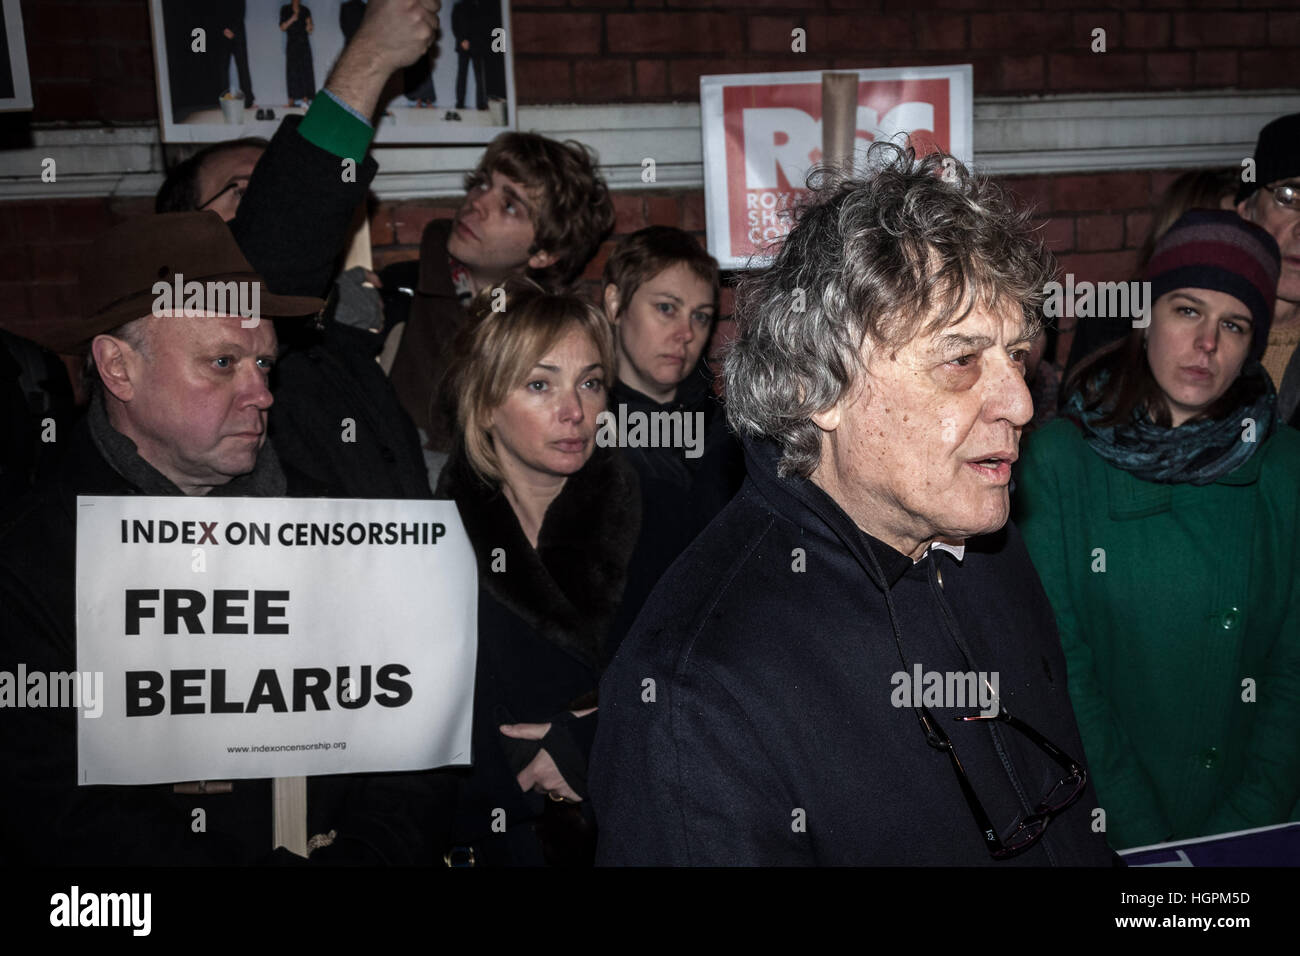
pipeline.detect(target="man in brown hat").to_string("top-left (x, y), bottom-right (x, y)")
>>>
top-left (67, 212), bottom-right (324, 498)
top-left (0, 213), bottom-right (446, 864)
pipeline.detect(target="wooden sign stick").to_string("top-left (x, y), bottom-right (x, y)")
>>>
top-left (821, 72), bottom-right (859, 175)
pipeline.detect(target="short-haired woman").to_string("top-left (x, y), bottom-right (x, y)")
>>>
top-left (434, 279), bottom-right (639, 866)
top-left (601, 227), bottom-right (743, 640)
top-left (1016, 210), bottom-right (1300, 850)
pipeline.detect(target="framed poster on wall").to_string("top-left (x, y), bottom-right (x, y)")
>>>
top-left (0, 0), bottom-right (33, 112)
top-left (700, 65), bottom-right (973, 269)
top-left (148, 0), bottom-right (515, 144)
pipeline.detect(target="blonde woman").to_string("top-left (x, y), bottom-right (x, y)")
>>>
top-left (434, 279), bottom-right (639, 866)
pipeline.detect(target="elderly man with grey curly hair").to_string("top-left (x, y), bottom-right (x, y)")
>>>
top-left (589, 143), bottom-right (1118, 866)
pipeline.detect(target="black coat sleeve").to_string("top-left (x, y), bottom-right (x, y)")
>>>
top-left (230, 114), bottom-right (379, 300)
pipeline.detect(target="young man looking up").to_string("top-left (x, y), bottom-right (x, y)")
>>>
top-left (386, 133), bottom-right (615, 466)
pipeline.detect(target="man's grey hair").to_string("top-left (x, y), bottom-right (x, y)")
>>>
top-left (725, 142), bottom-right (1054, 478)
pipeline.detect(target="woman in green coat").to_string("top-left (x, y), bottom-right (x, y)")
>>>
top-left (1016, 210), bottom-right (1300, 851)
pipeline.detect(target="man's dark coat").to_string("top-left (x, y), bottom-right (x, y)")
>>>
top-left (590, 437), bottom-right (1118, 866)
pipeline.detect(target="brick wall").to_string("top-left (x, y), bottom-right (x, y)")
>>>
top-left (14, 0), bottom-right (1299, 124)
top-left (19, 0), bottom-right (157, 124)
top-left (518, 2), bottom-right (1297, 103)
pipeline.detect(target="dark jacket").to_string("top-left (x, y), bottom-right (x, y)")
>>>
top-left (434, 443), bottom-right (639, 865)
top-left (1282, 337), bottom-right (1300, 428)
top-left (0, 413), bottom-right (447, 865)
top-left (609, 369), bottom-right (743, 652)
top-left (215, 0), bottom-right (246, 29)
top-left (0, 329), bottom-right (75, 499)
top-left (229, 113), bottom-right (429, 498)
top-left (451, 0), bottom-right (491, 50)
top-left (590, 437), bottom-right (1117, 866)
top-left (388, 220), bottom-right (468, 455)
top-left (271, 316), bottom-right (431, 499)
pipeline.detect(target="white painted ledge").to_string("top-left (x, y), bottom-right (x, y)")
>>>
top-left (0, 89), bottom-right (1296, 201)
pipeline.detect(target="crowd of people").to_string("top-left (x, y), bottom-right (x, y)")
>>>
top-left (0, 0), bottom-right (1296, 866)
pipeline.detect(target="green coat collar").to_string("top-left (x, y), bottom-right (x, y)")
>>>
top-left (1106, 437), bottom-right (1267, 519)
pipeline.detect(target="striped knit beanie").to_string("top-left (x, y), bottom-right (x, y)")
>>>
top-left (1144, 209), bottom-right (1281, 362)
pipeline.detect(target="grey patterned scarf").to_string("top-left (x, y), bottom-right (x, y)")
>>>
top-left (1064, 363), bottom-right (1276, 485)
top-left (88, 390), bottom-right (286, 497)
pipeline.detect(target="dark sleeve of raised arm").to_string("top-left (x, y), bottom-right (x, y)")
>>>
top-left (229, 114), bottom-right (379, 300)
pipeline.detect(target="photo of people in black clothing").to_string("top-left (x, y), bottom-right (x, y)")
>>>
top-left (279, 1), bottom-right (315, 106)
top-left (215, 1), bottom-right (256, 109)
top-left (149, 0), bottom-right (512, 143)
top-left (453, 0), bottom-right (488, 115)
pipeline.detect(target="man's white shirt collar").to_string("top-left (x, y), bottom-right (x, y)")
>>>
top-left (919, 540), bottom-right (966, 564)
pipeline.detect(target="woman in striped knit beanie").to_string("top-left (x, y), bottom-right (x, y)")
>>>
top-left (1014, 209), bottom-right (1300, 853)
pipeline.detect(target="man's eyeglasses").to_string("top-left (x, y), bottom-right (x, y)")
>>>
top-left (198, 180), bottom-right (249, 212)
top-left (1261, 183), bottom-right (1300, 212)
top-left (914, 704), bottom-right (1087, 859)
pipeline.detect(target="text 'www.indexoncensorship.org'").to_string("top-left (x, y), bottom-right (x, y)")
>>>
top-left (226, 741), bottom-right (346, 754)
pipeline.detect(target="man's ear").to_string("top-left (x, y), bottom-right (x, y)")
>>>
top-left (810, 401), bottom-right (841, 433)
top-left (527, 248), bottom-right (556, 272)
top-left (602, 283), bottom-right (621, 323)
top-left (89, 334), bottom-right (136, 403)
top-left (1236, 196), bottom-right (1253, 221)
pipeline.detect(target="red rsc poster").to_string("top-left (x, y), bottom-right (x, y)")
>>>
top-left (700, 66), bottom-right (973, 269)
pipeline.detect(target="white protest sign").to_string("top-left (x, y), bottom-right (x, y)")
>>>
top-left (75, 496), bottom-right (477, 786)
top-left (700, 65), bottom-right (973, 269)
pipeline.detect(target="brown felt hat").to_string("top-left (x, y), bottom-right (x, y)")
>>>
top-left (6, 212), bottom-right (324, 354)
